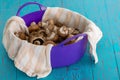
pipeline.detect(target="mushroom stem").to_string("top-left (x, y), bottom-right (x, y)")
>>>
top-left (58, 26), bottom-right (69, 38)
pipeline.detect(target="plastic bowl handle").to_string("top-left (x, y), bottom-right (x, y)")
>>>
top-left (16, 2), bottom-right (46, 16)
top-left (58, 34), bottom-right (87, 46)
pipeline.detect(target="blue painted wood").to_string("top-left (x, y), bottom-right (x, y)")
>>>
top-left (0, 7), bottom-right (18, 80)
top-left (105, 0), bottom-right (120, 79)
top-left (1, 0), bottom-right (19, 10)
top-left (81, 0), bottom-right (119, 80)
top-left (0, 0), bottom-right (120, 80)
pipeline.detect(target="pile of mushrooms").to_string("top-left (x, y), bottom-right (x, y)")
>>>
top-left (14, 19), bottom-right (81, 46)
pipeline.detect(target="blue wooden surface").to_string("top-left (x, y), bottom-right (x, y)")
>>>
top-left (0, 0), bottom-right (120, 80)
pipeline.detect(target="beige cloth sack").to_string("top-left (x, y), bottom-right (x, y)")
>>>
top-left (2, 7), bottom-right (102, 79)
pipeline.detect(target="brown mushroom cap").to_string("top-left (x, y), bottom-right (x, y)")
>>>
top-left (72, 28), bottom-right (80, 35)
top-left (55, 36), bottom-right (65, 44)
top-left (38, 21), bottom-right (42, 27)
top-left (58, 26), bottom-right (69, 38)
top-left (29, 35), bottom-right (45, 45)
top-left (28, 25), bottom-right (39, 33)
top-left (65, 34), bottom-right (76, 45)
top-left (15, 32), bottom-right (27, 40)
top-left (67, 34), bottom-right (74, 38)
top-left (53, 35), bottom-right (59, 42)
top-left (38, 29), bottom-right (47, 37)
top-left (14, 32), bottom-right (19, 37)
top-left (43, 41), bottom-right (56, 46)
top-left (48, 19), bottom-right (54, 25)
top-left (30, 31), bottom-right (38, 36)
top-left (55, 21), bottom-right (63, 27)
top-left (30, 22), bottom-right (36, 26)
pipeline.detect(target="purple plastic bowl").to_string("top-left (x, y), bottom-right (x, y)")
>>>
top-left (16, 2), bottom-right (88, 68)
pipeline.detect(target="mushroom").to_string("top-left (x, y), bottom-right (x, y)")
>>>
top-left (30, 31), bottom-right (38, 36)
top-left (43, 41), bottom-right (56, 46)
top-left (58, 26), bottom-right (69, 38)
top-left (53, 35), bottom-right (59, 42)
top-left (41, 22), bottom-right (48, 28)
top-left (28, 22), bottom-right (40, 33)
top-left (72, 28), bottom-right (80, 35)
top-left (45, 28), bottom-right (50, 35)
top-left (53, 25), bottom-right (59, 32)
top-left (38, 21), bottom-right (42, 27)
top-left (38, 29), bottom-right (47, 37)
top-left (56, 36), bottom-right (65, 43)
top-left (14, 32), bottom-right (19, 37)
top-left (55, 21), bottom-right (63, 27)
top-left (15, 19), bottom-right (82, 46)
top-left (48, 19), bottom-right (54, 25)
top-left (30, 22), bottom-right (36, 26)
top-left (48, 24), bottom-right (54, 31)
top-left (14, 32), bottom-right (27, 40)
top-left (65, 34), bottom-right (76, 45)
top-left (68, 27), bottom-right (75, 34)
top-left (28, 35), bottom-right (45, 45)
top-left (48, 24), bottom-right (58, 32)
top-left (46, 32), bottom-right (58, 41)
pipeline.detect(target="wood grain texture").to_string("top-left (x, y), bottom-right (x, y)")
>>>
top-left (81, 0), bottom-right (119, 80)
top-left (0, 0), bottom-right (120, 80)
top-left (105, 0), bottom-right (120, 79)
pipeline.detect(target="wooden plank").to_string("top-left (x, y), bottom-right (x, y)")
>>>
top-left (1, 0), bottom-right (19, 10)
top-left (82, 0), bottom-right (119, 80)
top-left (0, 0), bottom-right (1, 27)
top-left (105, 0), bottom-right (120, 79)
top-left (0, 42), bottom-right (16, 80)
top-left (0, 0), bottom-right (1, 13)
top-left (0, 9), bottom-right (17, 80)
top-left (39, 0), bottom-right (63, 7)
top-left (112, 40), bottom-right (120, 79)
